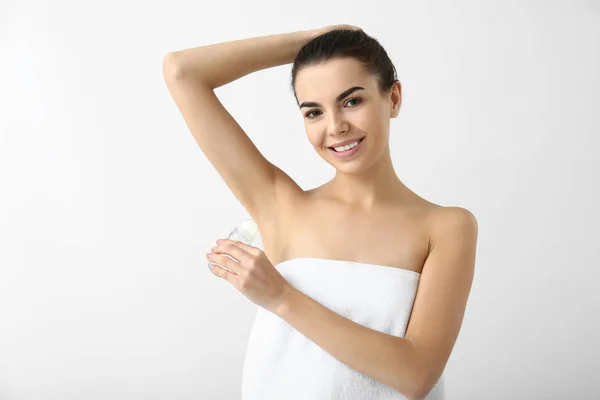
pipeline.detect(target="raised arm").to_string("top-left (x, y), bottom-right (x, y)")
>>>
top-left (162, 30), bottom-right (314, 223)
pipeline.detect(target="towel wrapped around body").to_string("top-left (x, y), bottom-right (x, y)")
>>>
top-left (241, 257), bottom-right (445, 399)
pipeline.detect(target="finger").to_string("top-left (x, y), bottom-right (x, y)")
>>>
top-left (208, 240), bottom-right (253, 274)
top-left (208, 261), bottom-right (231, 281)
top-left (335, 24), bottom-right (361, 31)
top-left (218, 239), bottom-right (261, 257)
top-left (215, 240), bottom-right (256, 262)
top-left (207, 251), bottom-right (243, 276)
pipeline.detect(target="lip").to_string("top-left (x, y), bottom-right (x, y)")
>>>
top-left (327, 137), bottom-right (365, 158)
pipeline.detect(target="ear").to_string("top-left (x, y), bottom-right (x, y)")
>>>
top-left (389, 80), bottom-right (402, 118)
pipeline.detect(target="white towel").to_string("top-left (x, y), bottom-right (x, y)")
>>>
top-left (241, 257), bottom-right (445, 399)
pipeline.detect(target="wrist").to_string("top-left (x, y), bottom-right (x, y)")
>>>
top-left (271, 285), bottom-right (298, 316)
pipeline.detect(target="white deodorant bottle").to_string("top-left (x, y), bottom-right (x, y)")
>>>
top-left (208, 218), bottom-right (259, 272)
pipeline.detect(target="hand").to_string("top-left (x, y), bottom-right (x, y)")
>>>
top-left (206, 239), bottom-right (293, 314)
top-left (310, 24), bottom-right (364, 40)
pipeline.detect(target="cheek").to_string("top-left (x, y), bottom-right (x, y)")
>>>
top-left (353, 101), bottom-right (378, 122)
top-left (352, 109), bottom-right (380, 134)
top-left (305, 129), bottom-right (323, 148)
top-left (371, 104), bottom-right (390, 126)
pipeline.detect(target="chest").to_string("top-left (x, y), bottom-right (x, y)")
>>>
top-left (261, 195), bottom-right (431, 274)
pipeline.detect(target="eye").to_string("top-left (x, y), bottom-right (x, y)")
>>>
top-left (345, 97), bottom-right (362, 107)
top-left (304, 98), bottom-right (362, 120)
top-left (305, 109), bottom-right (322, 119)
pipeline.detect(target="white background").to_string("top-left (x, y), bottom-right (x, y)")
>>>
top-left (1, 0), bottom-right (599, 398)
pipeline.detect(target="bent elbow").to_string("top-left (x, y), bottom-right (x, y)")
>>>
top-left (409, 370), bottom-right (444, 400)
top-left (162, 52), bottom-right (185, 80)
top-left (402, 356), bottom-right (436, 400)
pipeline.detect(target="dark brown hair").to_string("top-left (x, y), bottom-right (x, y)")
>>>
top-left (290, 29), bottom-right (400, 104)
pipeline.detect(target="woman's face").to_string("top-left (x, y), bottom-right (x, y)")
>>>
top-left (294, 57), bottom-right (401, 172)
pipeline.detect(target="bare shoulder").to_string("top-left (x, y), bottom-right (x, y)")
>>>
top-left (430, 206), bottom-right (477, 225)
top-left (427, 206), bottom-right (479, 247)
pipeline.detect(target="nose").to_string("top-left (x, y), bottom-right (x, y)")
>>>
top-left (327, 110), bottom-right (350, 136)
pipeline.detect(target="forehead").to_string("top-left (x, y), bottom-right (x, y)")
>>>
top-left (295, 57), bottom-right (374, 102)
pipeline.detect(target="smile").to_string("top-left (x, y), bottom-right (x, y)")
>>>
top-left (327, 137), bottom-right (365, 158)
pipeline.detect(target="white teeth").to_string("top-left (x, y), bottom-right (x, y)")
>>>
top-left (333, 140), bottom-right (360, 152)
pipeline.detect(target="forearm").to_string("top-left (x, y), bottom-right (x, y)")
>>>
top-left (165, 30), bottom-right (313, 88)
top-left (274, 287), bottom-right (424, 398)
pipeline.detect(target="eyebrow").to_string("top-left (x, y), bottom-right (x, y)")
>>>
top-left (299, 86), bottom-right (365, 109)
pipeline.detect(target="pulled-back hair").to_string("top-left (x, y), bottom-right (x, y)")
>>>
top-left (290, 29), bottom-right (400, 103)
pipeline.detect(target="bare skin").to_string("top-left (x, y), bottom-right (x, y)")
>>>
top-left (259, 181), bottom-right (440, 275)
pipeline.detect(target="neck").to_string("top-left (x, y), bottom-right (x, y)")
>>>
top-left (324, 144), bottom-right (416, 210)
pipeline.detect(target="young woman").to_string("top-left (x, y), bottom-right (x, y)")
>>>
top-left (163, 25), bottom-right (478, 400)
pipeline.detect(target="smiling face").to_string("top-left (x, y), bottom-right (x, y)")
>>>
top-left (294, 57), bottom-right (401, 173)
